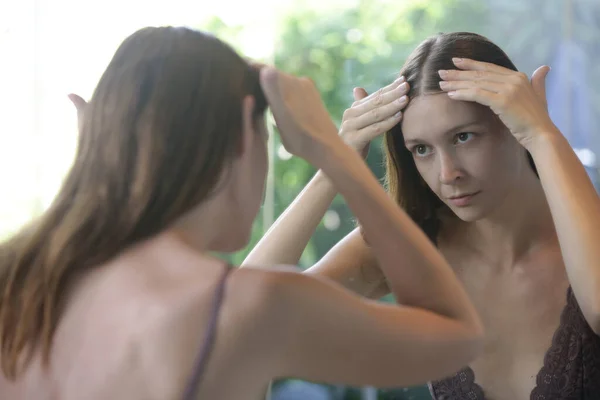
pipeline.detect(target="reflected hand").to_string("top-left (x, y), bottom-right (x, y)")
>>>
top-left (438, 58), bottom-right (558, 150)
top-left (340, 78), bottom-right (409, 158)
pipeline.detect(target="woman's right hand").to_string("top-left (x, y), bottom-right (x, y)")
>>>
top-left (340, 78), bottom-right (410, 158)
top-left (259, 67), bottom-right (346, 166)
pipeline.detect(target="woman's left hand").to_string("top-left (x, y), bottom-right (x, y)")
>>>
top-left (438, 58), bottom-right (558, 150)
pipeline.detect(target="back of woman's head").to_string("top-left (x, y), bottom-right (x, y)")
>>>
top-left (0, 26), bottom-right (267, 379)
top-left (383, 32), bottom-right (534, 241)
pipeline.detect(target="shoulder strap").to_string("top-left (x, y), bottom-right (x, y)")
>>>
top-left (181, 263), bottom-right (232, 400)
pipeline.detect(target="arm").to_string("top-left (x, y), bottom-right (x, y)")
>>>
top-left (243, 170), bottom-right (390, 299)
top-left (528, 132), bottom-right (600, 333)
top-left (243, 170), bottom-right (337, 266)
top-left (304, 227), bottom-right (391, 299)
top-left (265, 269), bottom-right (482, 387)
top-left (242, 79), bottom-right (409, 272)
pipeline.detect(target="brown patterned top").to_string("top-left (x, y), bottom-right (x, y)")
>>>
top-left (429, 287), bottom-right (600, 400)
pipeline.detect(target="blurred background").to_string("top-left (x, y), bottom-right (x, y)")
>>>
top-left (1, 0), bottom-right (599, 398)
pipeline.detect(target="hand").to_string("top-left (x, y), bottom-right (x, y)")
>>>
top-left (67, 93), bottom-right (87, 132)
top-left (340, 78), bottom-right (409, 158)
top-left (259, 67), bottom-right (345, 165)
top-left (438, 58), bottom-right (558, 150)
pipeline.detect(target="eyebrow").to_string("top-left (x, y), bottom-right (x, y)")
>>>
top-left (404, 119), bottom-right (486, 146)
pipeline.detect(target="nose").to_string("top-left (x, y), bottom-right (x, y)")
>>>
top-left (438, 152), bottom-right (464, 185)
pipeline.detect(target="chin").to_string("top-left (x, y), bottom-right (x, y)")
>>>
top-left (450, 206), bottom-right (489, 222)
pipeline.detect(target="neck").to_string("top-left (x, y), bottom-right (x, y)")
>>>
top-left (465, 170), bottom-right (556, 265)
top-left (169, 194), bottom-right (238, 253)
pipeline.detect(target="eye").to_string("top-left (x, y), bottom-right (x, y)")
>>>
top-left (411, 144), bottom-right (431, 157)
top-left (455, 132), bottom-right (475, 144)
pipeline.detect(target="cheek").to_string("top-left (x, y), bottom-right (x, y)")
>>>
top-left (414, 161), bottom-right (440, 194)
top-left (461, 150), bottom-right (496, 179)
top-left (460, 137), bottom-right (519, 184)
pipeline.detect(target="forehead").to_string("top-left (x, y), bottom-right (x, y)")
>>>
top-left (401, 93), bottom-right (492, 142)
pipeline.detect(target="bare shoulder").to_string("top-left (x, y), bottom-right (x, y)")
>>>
top-left (133, 259), bottom-right (308, 397)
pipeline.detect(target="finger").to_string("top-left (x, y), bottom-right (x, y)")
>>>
top-left (345, 94), bottom-right (407, 131)
top-left (531, 65), bottom-right (550, 108)
top-left (446, 88), bottom-right (498, 109)
top-left (349, 81), bottom-right (409, 120)
top-left (353, 77), bottom-right (404, 106)
top-left (260, 66), bottom-right (286, 103)
top-left (67, 93), bottom-right (87, 113)
top-left (259, 67), bottom-right (293, 129)
top-left (353, 87), bottom-right (368, 102)
top-left (451, 58), bottom-right (513, 75)
top-left (358, 111), bottom-right (403, 143)
top-left (439, 79), bottom-right (505, 94)
top-left (438, 69), bottom-right (512, 83)
top-left (352, 76), bottom-right (405, 106)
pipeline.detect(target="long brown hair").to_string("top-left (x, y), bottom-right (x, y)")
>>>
top-left (383, 32), bottom-right (536, 242)
top-left (0, 26), bottom-right (267, 379)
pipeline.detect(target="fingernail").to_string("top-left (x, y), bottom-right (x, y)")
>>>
top-left (439, 81), bottom-right (448, 89)
top-left (447, 91), bottom-right (457, 97)
top-left (438, 70), bottom-right (448, 78)
top-left (452, 57), bottom-right (463, 63)
top-left (399, 82), bottom-right (409, 90)
top-left (396, 76), bottom-right (405, 83)
top-left (398, 95), bottom-right (408, 104)
top-left (394, 111), bottom-right (402, 118)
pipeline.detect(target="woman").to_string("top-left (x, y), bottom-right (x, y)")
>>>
top-left (0, 27), bottom-right (483, 400)
top-left (245, 32), bottom-right (600, 400)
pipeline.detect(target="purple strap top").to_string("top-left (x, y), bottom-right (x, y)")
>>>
top-left (429, 286), bottom-right (600, 400)
top-left (181, 263), bottom-right (232, 400)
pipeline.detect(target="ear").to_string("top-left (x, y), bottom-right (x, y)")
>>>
top-left (238, 95), bottom-right (256, 157)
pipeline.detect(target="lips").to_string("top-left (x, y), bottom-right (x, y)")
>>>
top-left (448, 192), bottom-right (478, 200)
top-left (447, 191), bottom-right (481, 207)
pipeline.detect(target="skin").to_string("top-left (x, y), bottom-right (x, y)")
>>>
top-left (0, 67), bottom-right (483, 399)
top-left (402, 92), bottom-right (566, 400)
top-left (246, 59), bottom-right (600, 400)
